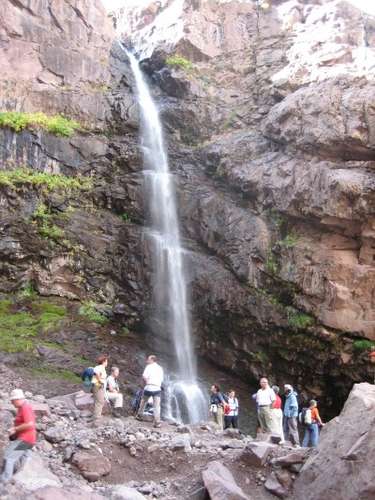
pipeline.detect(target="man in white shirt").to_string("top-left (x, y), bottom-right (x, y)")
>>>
top-left (105, 366), bottom-right (123, 418)
top-left (136, 355), bottom-right (164, 428)
top-left (255, 377), bottom-right (276, 433)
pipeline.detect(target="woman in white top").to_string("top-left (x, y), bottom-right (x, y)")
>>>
top-left (224, 390), bottom-right (239, 429)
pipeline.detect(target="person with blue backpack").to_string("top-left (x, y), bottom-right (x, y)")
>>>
top-left (301, 400), bottom-right (325, 447)
top-left (283, 384), bottom-right (300, 446)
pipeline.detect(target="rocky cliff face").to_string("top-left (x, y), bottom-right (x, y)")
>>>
top-left (0, 0), bottom-right (374, 415)
top-left (116, 0), bottom-right (375, 411)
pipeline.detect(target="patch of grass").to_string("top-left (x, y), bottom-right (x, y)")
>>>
top-left (30, 366), bottom-right (80, 383)
top-left (353, 339), bottom-right (375, 352)
top-left (79, 301), bottom-right (108, 325)
top-left (266, 209), bottom-right (286, 230)
top-left (265, 251), bottom-right (278, 275)
top-left (0, 111), bottom-right (80, 137)
top-left (19, 282), bottom-right (37, 299)
top-left (279, 233), bottom-right (299, 248)
top-left (33, 203), bottom-right (64, 242)
top-left (286, 307), bottom-right (315, 330)
top-left (166, 54), bottom-right (193, 71)
top-left (0, 299), bottom-right (66, 353)
top-left (0, 168), bottom-right (92, 193)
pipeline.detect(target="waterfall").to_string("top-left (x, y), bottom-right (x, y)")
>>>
top-left (127, 52), bottom-right (207, 423)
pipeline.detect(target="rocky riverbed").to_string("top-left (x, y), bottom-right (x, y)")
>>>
top-left (1, 362), bottom-right (374, 500)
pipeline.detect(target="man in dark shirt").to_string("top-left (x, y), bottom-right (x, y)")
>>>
top-left (0, 389), bottom-right (36, 483)
top-left (209, 384), bottom-right (225, 430)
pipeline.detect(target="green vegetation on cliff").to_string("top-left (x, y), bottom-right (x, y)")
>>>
top-left (0, 111), bottom-right (80, 137)
top-left (286, 307), bottom-right (315, 330)
top-left (353, 339), bottom-right (375, 351)
top-left (0, 168), bottom-right (92, 193)
top-left (0, 298), bottom-right (66, 353)
top-left (166, 55), bottom-right (193, 71)
top-left (79, 301), bottom-right (108, 325)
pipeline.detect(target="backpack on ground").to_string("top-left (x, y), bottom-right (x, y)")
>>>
top-left (81, 367), bottom-right (95, 393)
top-left (131, 389), bottom-right (143, 415)
top-left (299, 407), bottom-right (312, 426)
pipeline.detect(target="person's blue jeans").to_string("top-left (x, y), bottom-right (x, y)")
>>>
top-left (302, 423), bottom-right (319, 447)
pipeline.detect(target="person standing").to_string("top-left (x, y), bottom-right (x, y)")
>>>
top-left (0, 389), bottom-right (36, 483)
top-left (224, 390), bottom-right (239, 429)
top-left (105, 366), bottom-right (123, 418)
top-left (283, 384), bottom-right (300, 446)
top-left (255, 378), bottom-right (276, 433)
top-left (302, 400), bottom-right (325, 447)
top-left (271, 385), bottom-right (284, 443)
top-left (210, 384), bottom-right (226, 430)
top-left (92, 354), bottom-right (108, 425)
top-left (136, 355), bottom-right (164, 428)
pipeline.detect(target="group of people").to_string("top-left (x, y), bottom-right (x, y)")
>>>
top-left (254, 377), bottom-right (324, 447)
top-left (1, 364), bottom-right (325, 485)
top-left (209, 385), bottom-right (239, 430)
top-left (91, 354), bottom-right (164, 428)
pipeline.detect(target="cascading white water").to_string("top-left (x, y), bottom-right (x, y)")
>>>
top-left (127, 52), bottom-right (207, 423)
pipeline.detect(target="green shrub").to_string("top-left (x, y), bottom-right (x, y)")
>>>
top-left (33, 203), bottom-right (64, 242)
top-left (279, 233), bottom-right (299, 248)
top-left (353, 339), bottom-right (375, 352)
top-left (0, 111), bottom-right (80, 137)
top-left (19, 282), bottom-right (37, 299)
top-left (0, 168), bottom-right (92, 193)
top-left (286, 307), bottom-right (315, 329)
top-left (166, 55), bottom-right (193, 71)
top-left (265, 251), bottom-right (278, 275)
top-left (120, 213), bottom-right (131, 223)
top-left (79, 301), bottom-right (108, 325)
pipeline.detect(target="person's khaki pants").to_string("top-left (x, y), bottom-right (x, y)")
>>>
top-left (107, 392), bottom-right (123, 408)
top-left (211, 406), bottom-right (224, 430)
top-left (92, 385), bottom-right (105, 421)
top-left (258, 405), bottom-right (273, 433)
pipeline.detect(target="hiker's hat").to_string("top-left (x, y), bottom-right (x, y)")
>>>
top-left (10, 389), bottom-right (25, 401)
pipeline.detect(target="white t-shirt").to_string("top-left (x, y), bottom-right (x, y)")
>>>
top-left (106, 375), bottom-right (119, 393)
top-left (143, 362), bottom-right (164, 392)
top-left (256, 387), bottom-right (276, 406)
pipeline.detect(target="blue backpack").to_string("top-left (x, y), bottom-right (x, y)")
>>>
top-left (131, 389), bottom-right (143, 414)
top-left (81, 367), bottom-right (95, 392)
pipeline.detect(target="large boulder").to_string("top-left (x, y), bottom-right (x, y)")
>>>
top-left (110, 485), bottom-right (147, 500)
top-left (13, 452), bottom-right (61, 491)
top-left (202, 460), bottom-right (251, 500)
top-left (293, 383), bottom-right (375, 500)
top-left (72, 451), bottom-right (111, 482)
top-left (29, 487), bottom-right (105, 500)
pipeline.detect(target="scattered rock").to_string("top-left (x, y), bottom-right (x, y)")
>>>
top-left (264, 472), bottom-right (288, 498)
top-left (240, 442), bottom-right (274, 467)
top-left (29, 486), bottom-right (105, 500)
top-left (202, 460), bottom-right (250, 500)
top-left (13, 452), bottom-right (61, 491)
top-left (44, 426), bottom-right (68, 444)
top-left (110, 485), bottom-right (147, 500)
top-left (72, 451), bottom-right (111, 482)
top-left (271, 450), bottom-right (309, 467)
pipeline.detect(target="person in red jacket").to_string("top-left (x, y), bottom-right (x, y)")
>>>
top-left (271, 385), bottom-right (285, 443)
top-left (0, 389), bottom-right (36, 483)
